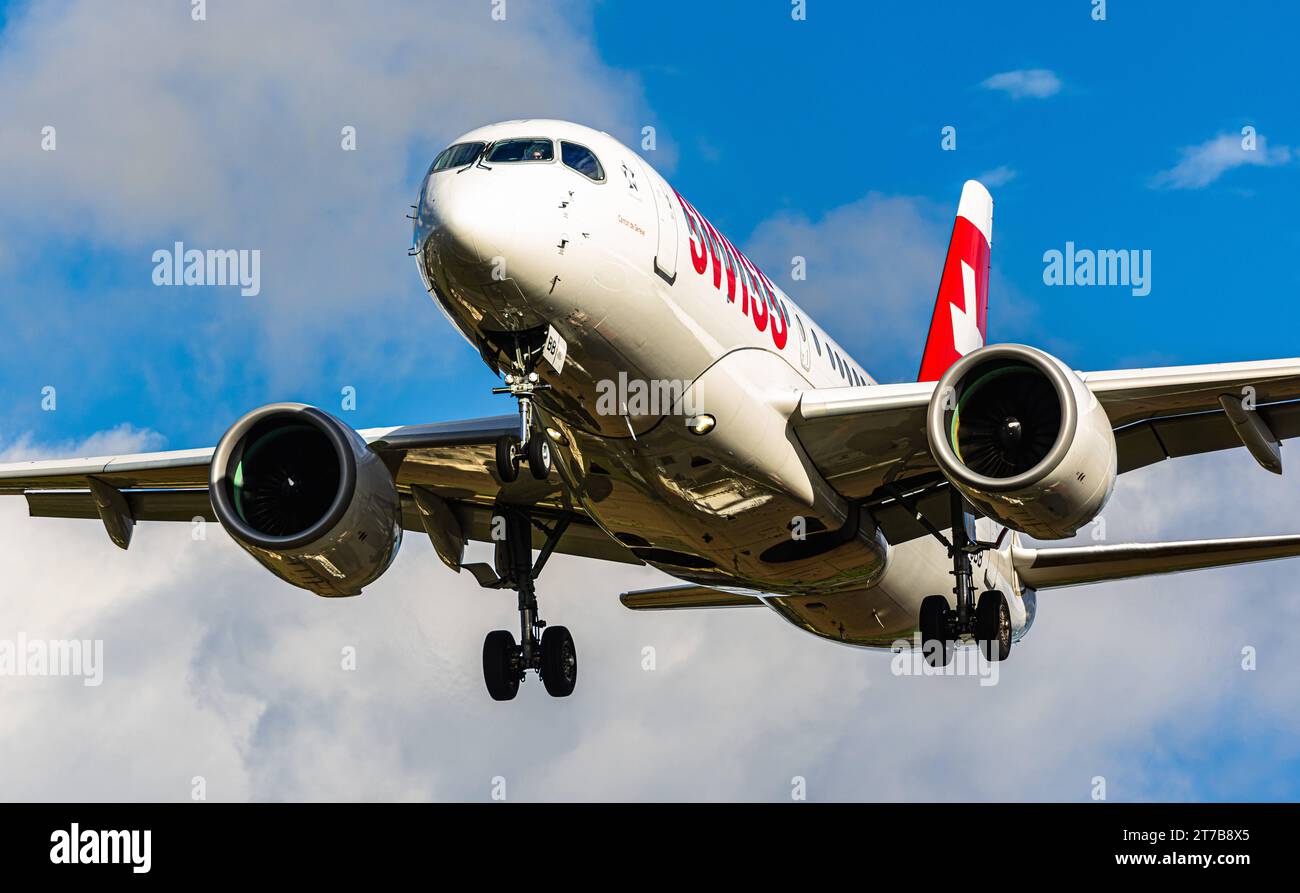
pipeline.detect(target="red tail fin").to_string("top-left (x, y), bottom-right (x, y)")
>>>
top-left (917, 180), bottom-right (993, 382)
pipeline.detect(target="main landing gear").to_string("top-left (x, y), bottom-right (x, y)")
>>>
top-left (914, 487), bottom-right (1013, 667)
top-left (479, 505), bottom-right (577, 701)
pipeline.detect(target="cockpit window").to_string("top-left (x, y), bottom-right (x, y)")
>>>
top-left (561, 141), bottom-right (605, 181)
top-left (431, 141), bottom-right (486, 172)
top-left (486, 138), bottom-right (554, 163)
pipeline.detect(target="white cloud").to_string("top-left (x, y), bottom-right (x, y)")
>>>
top-left (1151, 132), bottom-right (1293, 189)
top-left (980, 69), bottom-right (1062, 99)
top-left (0, 0), bottom-right (670, 398)
top-left (0, 423), bottom-right (164, 462)
top-left (4, 421), bottom-right (1300, 801)
top-left (977, 165), bottom-right (1017, 188)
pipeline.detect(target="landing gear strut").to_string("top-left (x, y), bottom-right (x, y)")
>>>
top-left (480, 505), bottom-right (577, 700)
top-left (916, 487), bottom-right (1012, 667)
top-left (492, 343), bottom-right (552, 482)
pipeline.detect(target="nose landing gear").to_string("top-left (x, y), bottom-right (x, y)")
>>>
top-left (478, 505), bottom-right (577, 701)
top-left (493, 370), bottom-right (552, 483)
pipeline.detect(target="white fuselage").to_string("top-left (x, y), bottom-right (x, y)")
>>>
top-left (413, 120), bottom-right (1030, 648)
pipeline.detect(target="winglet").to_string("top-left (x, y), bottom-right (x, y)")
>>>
top-left (917, 180), bottom-right (993, 382)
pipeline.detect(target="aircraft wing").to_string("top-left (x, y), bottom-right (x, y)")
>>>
top-left (1013, 534), bottom-right (1300, 589)
top-left (0, 414), bottom-right (640, 567)
top-left (791, 356), bottom-right (1300, 542)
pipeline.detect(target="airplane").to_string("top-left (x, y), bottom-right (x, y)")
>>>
top-left (4, 118), bottom-right (1300, 702)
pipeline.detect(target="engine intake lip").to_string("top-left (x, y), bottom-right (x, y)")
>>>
top-left (209, 403), bottom-right (358, 552)
top-left (927, 344), bottom-right (1079, 493)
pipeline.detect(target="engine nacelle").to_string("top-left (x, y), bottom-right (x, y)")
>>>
top-left (209, 403), bottom-right (403, 596)
top-left (926, 344), bottom-right (1117, 539)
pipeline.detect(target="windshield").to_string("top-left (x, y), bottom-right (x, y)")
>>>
top-left (431, 141), bottom-right (486, 172)
top-left (561, 141), bottom-right (604, 181)
top-left (486, 138), bottom-right (554, 162)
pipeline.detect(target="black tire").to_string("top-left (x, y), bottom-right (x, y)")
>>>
top-left (540, 625), bottom-right (577, 697)
top-left (976, 590), bottom-right (1012, 662)
top-left (495, 435), bottom-right (519, 483)
top-left (919, 595), bottom-right (952, 668)
top-left (482, 630), bottom-right (520, 701)
top-left (527, 435), bottom-right (551, 481)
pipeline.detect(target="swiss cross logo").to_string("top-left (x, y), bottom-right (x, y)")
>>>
top-left (951, 260), bottom-right (984, 356)
top-left (918, 214), bottom-right (990, 382)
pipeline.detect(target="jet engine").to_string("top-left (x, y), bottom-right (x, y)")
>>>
top-left (208, 403), bottom-right (403, 596)
top-left (926, 344), bottom-right (1117, 539)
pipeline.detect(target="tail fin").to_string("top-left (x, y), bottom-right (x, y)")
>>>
top-left (917, 180), bottom-right (993, 382)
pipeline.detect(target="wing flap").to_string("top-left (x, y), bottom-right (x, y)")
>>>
top-left (24, 488), bottom-right (639, 565)
top-left (1115, 400), bottom-right (1300, 473)
top-left (405, 498), bottom-right (642, 566)
top-left (1013, 534), bottom-right (1300, 589)
top-left (620, 584), bottom-right (764, 610)
top-left (25, 489), bottom-right (216, 522)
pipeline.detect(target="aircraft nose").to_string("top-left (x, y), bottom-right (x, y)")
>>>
top-left (416, 169), bottom-right (520, 269)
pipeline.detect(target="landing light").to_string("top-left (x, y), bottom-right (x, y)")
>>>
top-left (687, 414), bottom-right (716, 436)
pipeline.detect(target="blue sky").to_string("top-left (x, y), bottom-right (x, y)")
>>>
top-left (0, 1), bottom-right (1298, 801)
top-left (2, 0), bottom-right (1297, 448)
top-left (598, 0), bottom-right (1299, 369)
